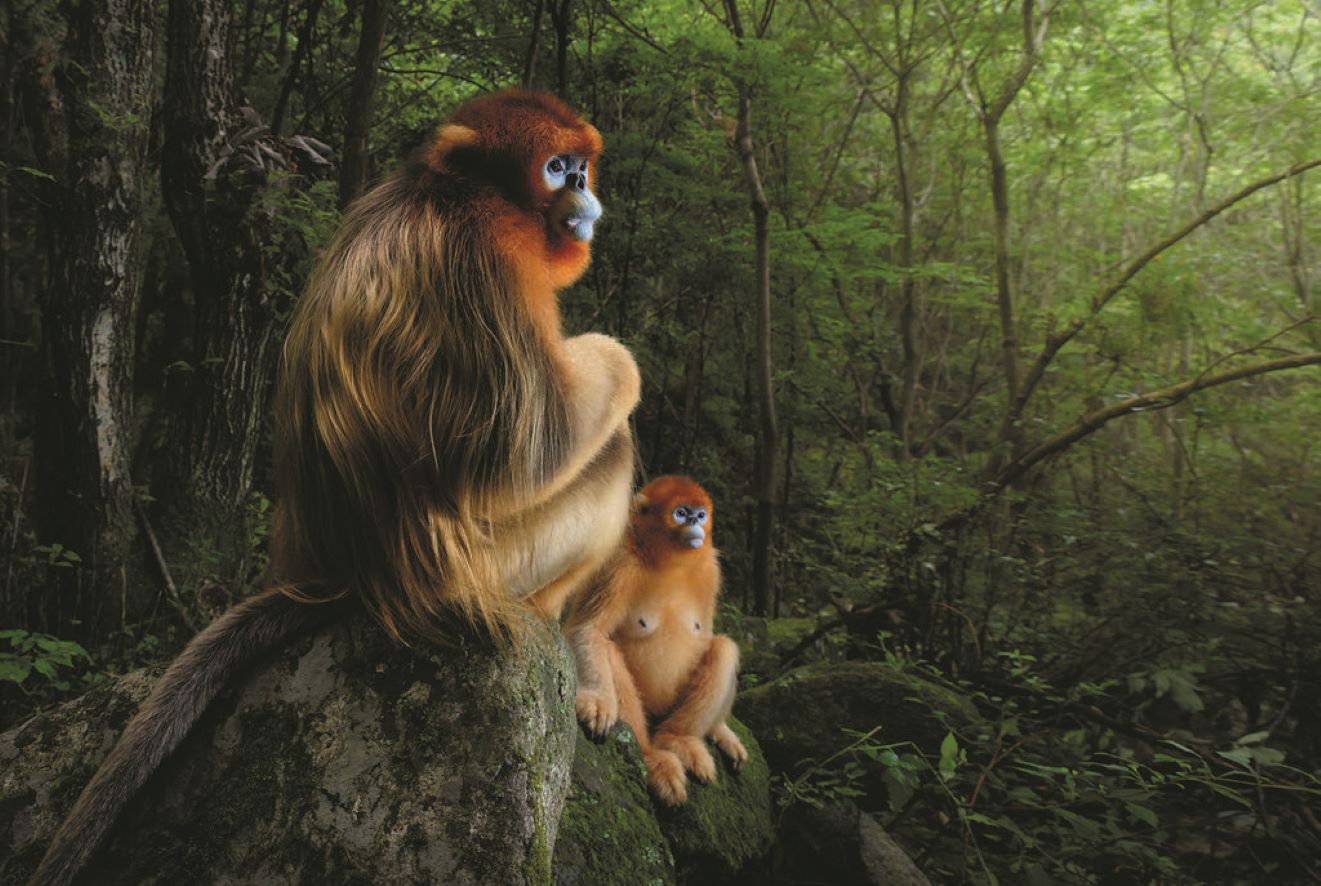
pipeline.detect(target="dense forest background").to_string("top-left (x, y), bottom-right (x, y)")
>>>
top-left (1, 0), bottom-right (1319, 881)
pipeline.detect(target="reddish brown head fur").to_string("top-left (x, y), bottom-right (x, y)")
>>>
top-left (630, 475), bottom-right (715, 562)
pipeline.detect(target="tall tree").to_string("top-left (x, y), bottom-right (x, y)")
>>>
top-left (722, 0), bottom-right (777, 616)
top-left (943, 0), bottom-right (1050, 468)
top-left (158, 0), bottom-right (296, 607)
top-left (339, 0), bottom-right (390, 208)
top-left (28, 0), bottom-right (155, 635)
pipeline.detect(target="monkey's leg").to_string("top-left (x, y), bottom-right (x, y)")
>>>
top-left (605, 641), bottom-right (688, 806)
top-left (652, 635), bottom-right (740, 784)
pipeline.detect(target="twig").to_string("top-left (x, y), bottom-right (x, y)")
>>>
top-left (133, 499), bottom-right (197, 633)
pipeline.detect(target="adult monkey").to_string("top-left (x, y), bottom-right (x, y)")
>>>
top-left (31, 90), bottom-right (638, 886)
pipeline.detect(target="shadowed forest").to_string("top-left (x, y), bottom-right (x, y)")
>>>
top-left (1, 0), bottom-right (1319, 882)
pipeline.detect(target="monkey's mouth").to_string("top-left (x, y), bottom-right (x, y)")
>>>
top-left (681, 525), bottom-right (705, 549)
top-left (561, 216), bottom-right (596, 242)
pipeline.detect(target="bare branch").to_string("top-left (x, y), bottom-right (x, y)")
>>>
top-left (1014, 156), bottom-right (1321, 416)
top-left (993, 352), bottom-right (1321, 490)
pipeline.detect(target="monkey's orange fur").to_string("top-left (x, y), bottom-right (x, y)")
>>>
top-left (567, 476), bottom-right (748, 805)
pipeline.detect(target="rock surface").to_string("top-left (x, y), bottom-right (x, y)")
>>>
top-left (737, 660), bottom-right (982, 777)
top-left (553, 716), bottom-right (773, 886)
top-left (1, 611), bottom-right (576, 885)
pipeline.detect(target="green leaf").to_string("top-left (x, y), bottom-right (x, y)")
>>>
top-left (1217, 749), bottom-right (1254, 770)
top-left (938, 731), bottom-right (960, 781)
top-left (0, 659), bottom-right (32, 683)
top-left (1125, 802), bottom-right (1159, 827)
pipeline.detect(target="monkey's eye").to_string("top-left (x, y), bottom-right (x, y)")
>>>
top-left (547, 157), bottom-right (566, 175)
top-left (673, 507), bottom-right (689, 524)
top-left (695, 510), bottom-right (708, 525)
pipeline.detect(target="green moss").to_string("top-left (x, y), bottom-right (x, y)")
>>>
top-left (553, 725), bottom-right (676, 886)
top-left (656, 717), bottom-right (773, 885)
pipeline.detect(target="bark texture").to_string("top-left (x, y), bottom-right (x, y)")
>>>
top-left (30, 0), bottom-right (155, 634)
top-left (158, 0), bottom-right (306, 599)
top-left (1, 613), bottom-right (577, 885)
top-left (724, 0), bottom-right (778, 617)
top-left (338, 0), bottom-right (389, 208)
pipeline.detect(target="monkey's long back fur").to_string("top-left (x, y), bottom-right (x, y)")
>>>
top-left (29, 591), bottom-right (346, 886)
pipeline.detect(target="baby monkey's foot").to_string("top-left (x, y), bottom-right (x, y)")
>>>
top-left (710, 722), bottom-right (748, 769)
top-left (657, 733), bottom-right (717, 783)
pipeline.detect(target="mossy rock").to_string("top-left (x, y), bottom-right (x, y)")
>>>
top-left (555, 716), bottom-right (772, 886)
top-left (1, 610), bottom-right (576, 886)
top-left (656, 717), bottom-right (773, 885)
top-left (736, 661), bottom-right (982, 780)
top-left (553, 725), bottom-right (676, 886)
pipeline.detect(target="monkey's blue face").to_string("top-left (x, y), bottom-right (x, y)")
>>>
top-left (672, 505), bottom-right (709, 549)
top-left (544, 153), bottom-right (602, 242)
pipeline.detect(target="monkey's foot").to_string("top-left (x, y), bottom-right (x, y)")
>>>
top-left (656, 733), bottom-right (717, 783)
top-left (575, 688), bottom-right (618, 736)
top-left (646, 749), bottom-right (688, 806)
top-left (711, 722), bottom-right (748, 769)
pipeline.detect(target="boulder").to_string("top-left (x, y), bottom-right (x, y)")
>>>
top-left (554, 717), bottom-right (773, 886)
top-left (736, 661), bottom-right (982, 781)
top-left (1, 611), bottom-right (576, 885)
top-left (756, 801), bottom-right (930, 886)
top-left (553, 725), bottom-right (675, 886)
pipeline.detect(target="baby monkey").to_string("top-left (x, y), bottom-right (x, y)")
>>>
top-left (567, 475), bottom-right (747, 805)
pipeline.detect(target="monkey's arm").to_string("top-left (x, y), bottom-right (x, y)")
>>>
top-left (493, 333), bottom-right (640, 610)
top-left (530, 332), bottom-right (640, 509)
top-left (565, 561), bottom-right (635, 735)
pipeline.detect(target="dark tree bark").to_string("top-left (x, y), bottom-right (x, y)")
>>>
top-left (27, 0), bottom-right (155, 635)
top-left (550, 0), bottom-right (571, 95)
top-left (723, 0), bottom-right (777, 616)
top-left (338, 0), bottom-right (389, 209)
top-left (522, 0), bottom-right (547, 88)
top-left (158, 0), bottom-right (294, 608)
top-left (270, 0), bottom-right (324, 137)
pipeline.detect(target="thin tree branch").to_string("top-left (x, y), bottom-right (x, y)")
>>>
top-left (993, 351), bottom-right (1321, 490)
top-left (1014, 157), bottom-right (1321, 419)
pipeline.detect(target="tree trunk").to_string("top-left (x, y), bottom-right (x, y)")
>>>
top-left (551, 0), bottom-right (571, 95)
top-left (522, 0), bottom-right (546, 88)
top-left (338, 0), bottom-right (389, 209)
top-left (158, 0), bottom-right (290, 611)
top-left (724, 0), bottom-right (778, 616)
top-left (29, 0), bottom-right (155, 637)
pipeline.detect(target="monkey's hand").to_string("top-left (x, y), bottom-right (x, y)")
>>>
top-left (711, 721), bottom-right (748, 770)
top-left (575, 687), bottom-right (619, 736)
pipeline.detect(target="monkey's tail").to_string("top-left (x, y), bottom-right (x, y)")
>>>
top-left (28, 589), bottom-right (348, 886)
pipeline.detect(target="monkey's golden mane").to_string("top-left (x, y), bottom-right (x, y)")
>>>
top-left (269, 91), bottom-right (602, 644)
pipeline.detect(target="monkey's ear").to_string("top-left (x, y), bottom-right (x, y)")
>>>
top-left (426, 124), bottom-right (480, 172)
top-left (633, 492), bottom-right (650, 514)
